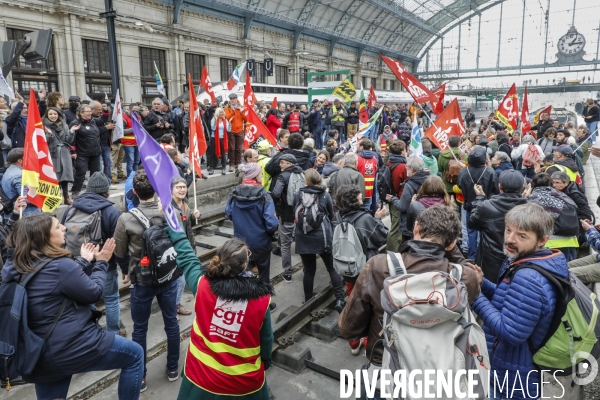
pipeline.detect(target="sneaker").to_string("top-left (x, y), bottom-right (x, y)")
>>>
top-left (167, 369), bottom-right (179, 382)
top-left (349, 338), bottom-right (364, 356)
top-left (111, 176), bottom-right (119, 184)
top-left (221, 167), bottom-right (226, 175)
top-left (334, 299), bottom-right (346, 313)
top-left (282, 274), bottom-right (292, 283)
top-left (271, 247), bottom-right (282, 256)
top-left (208, 167), bottom-right (214, 175)
top-left (228, 165), bottom-right (234, 173)
top-left (140, 379), bottom-right (147, 392)
top-left (269, 303), bottom-right (277, 312)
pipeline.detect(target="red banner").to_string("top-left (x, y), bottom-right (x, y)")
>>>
top-left (494, 83), bottom-right (519, 133)
top-left (432, 83), bottom-right (446, 115)
top-left (22, 89), bottom-right (62, 212)
top-left (521, 86), bottom-right (531, 135)
top-left (244, 107), bottom-right (278, 149)
top-left (200, 66), bottom-right (216, 103)
top-left (367, 85), bottom-right (377, 109)
top-left (244, 72), bottom-right (255, 110)
top-left (424, 98), bottom-right (465, 151)
top-left (271, 97), bottom-right (278, 110)
top-left (380, 54), bottom-right (438, 105)
top-left (188, 74), bottom-right (207, 177)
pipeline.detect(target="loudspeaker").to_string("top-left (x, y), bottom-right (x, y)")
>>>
top-left (22, 29), bottom-right (53, 62)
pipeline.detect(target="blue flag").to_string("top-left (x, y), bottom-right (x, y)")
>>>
top-left (131, 115), bottom-right (183, 232)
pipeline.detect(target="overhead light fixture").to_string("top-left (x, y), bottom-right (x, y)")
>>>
top-left (134, 20), bottom-right (154, 33)
top-left (134, 21), bottom-right (144, 27)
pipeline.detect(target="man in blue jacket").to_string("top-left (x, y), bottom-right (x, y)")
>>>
top-left (471, 203), bottom-right (569, 400)
top-left (226, 162), bottom-right (279, 311)
top-left (61, 172), bottom-right (129, 336)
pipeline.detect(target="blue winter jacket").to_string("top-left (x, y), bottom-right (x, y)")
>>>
top-left (471, 249), bottom-right (568, 400)
top-left (494, 161), bottom-right (514, 177)
top-left (225, 183), bottom-right (279, 251)
top-left (1, 164), bottom-right (41, 217)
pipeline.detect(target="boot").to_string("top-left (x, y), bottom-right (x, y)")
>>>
top-left (63, 193), bottom-right (72, 205)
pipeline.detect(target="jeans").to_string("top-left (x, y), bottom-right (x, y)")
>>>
top-left (363, 197), bottom-right (373, 210)
top-left (333, 125), bottom-right (345, 144)
top-left (130, 281), bottom-right (180, 377)
top-left (460, 205), bottom-right (469, 255)
top-left (101, 145), bottom-right (112, 181)
top-left (301, 253), bottom-right (344, 302)
top-left (176, 275), bottom-right (185, 306)
top-left (587, 121), bottom-right (598, 143)
top-left (34, 335), bottom-right (144, 400)
top-left (466, 210), bottom-right (479, 260)
top-left (568, 254), bottom-right (600, 284)
top-left (312, 126), bottom-right (323, 150)
top-left (555, 247), bottom-right (577, 263)
top-left (72, 154), bottom-right (102, 193)
top-left (279, 220), bottom-right (295, 275)
top-left (104, 268), bottom-right (121, 334)
top-left (123, 146), bottom-right (139, 177)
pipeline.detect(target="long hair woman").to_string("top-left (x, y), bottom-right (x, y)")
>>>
top-left (210, 107), bottom-right (230, 175)
top-left (406, 175), bottom-right (451, 234)
top-left (1, 213), bottom-right (144, 399)
top-left (294, 169), bottom-right (345, 308)
top-left (43, 107), bottom-right (75, 205)
top-left (161, 228), bottom-right (274, 400)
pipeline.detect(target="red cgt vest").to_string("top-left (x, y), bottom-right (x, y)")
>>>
top-left (357, 154), bottom-right (378, 199)
top-left (185, 277), bottom-right (271, 395)
top-left (287, 111), bottom-right (301, 133)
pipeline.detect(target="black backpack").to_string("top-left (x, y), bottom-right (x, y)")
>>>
top-left (551, 191), bottom-right (580, 237)
top-left (0, 258), bottom-right (68, 388)
top-left (377, 163), bottom-right (400, 202)
top-left (129, 208), bottom-right (182, 286)
top-left (0, 185), bottom-right (18, 216)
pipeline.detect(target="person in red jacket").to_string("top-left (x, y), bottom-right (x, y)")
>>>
top-left (385, 140), bottom-right (408, 252)
top-left (265, 108), bottom-right (281, 139)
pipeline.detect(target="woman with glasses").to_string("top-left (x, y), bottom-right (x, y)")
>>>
top-left (171, 177), bottom-right (200, 318)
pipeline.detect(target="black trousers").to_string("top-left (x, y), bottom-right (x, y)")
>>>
top-left (300, 253), bottom-right (344, 302)
top-left (73, 154), bottom-right (101, 192)
top-left (249, 246), bottom-right (271, 285)
top-left (207, 137), bottom-right (227, 169)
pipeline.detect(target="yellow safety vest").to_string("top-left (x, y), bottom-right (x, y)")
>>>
top-left (331, 106), bottom-right (345, 122)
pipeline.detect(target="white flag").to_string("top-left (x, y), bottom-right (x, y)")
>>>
top-left (111, 89), bottom-right (124, 142)
top-left (410, 111), bottom-right (423, 158)
top-left (0, 69), bottom-right (15, 99)
top-left (85, 94), bottom-right (93, 102)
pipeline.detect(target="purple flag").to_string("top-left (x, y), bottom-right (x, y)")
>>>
top-left (131, 115), bottom-right (183, 232)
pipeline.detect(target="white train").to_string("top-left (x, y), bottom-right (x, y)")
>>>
top-left (196, 82), bottom-right (475, 111)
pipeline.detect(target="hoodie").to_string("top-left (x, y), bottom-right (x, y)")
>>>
top-left (457, 146), bottom-right (498, 211)
top-left (265, 148), bottom-right (313, 189)
top-left (391, 170), bottom-right (430, 236)
top-left (225, 184), bottom-right (279, 250)
top-left (421, 152), bottom-right (438, 176)
top-left (322, 162), bottom-right (340, 177)
top-left (438, 147), bottom-right (467, 192)
top-left (61, 192), bottom-right (127, 272)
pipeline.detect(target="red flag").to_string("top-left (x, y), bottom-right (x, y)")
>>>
top-left (367, 85), bottom-right (377, 109)
top-left (200, 66), bottom-right (216, 103)
top-left (494, 83), bottom-right (519, 133)
top-left (22, 89), bottom-right (62, 212)
top-left (521, 86), bottom-right (531, 135)
top-left (271, 97), bottom-right (278, 109)
top-left (359, 88), bottom-right (369, 124)
top-left (424, 98), bottom-right (465, 151)
top-left (380, 54), bottom-right (438, 105)
top-left (188, 74), bottom-right (207, 177)
top-left (244, 107), bottom-right (278, 149)
top-left (533, 105), bottom-right (552, 126)
top-left (432, 83), bottom-right (446, 115)
top-left (244, 72), bottom-right (255, 110)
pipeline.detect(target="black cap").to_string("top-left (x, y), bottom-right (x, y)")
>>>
top-left (68, 96), bottom-right (81, 102)
top-left (499, 170), bottom-right (525, 193)
top-left (312, 99), bottom-right (319, 103)
top-left (228, 93), bottom-right (238, 99)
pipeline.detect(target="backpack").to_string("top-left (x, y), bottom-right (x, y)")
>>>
top-left (288, 111), bottom-right (301, 133)
top-left (379, 252), bottom-right (490, 398)
top-left (332, 213), bottom-right (367, 278)
top-left (377, 163), bottom-right (400, 201)
top-left (551, 191), bottom-right (580, 237)
top-left (63, 207), bottom-right (103, 257)
top-left (286, 171), bottom-right (305, 206)
top-left (0, 186), bottom-right (17, 216)
top-left (294, 191), bottom-right (324, 234)
top-left (500, 262), bottom-right (600, 376)
top-left (0, 258), bottom-right (68, 388)
top-left (444, 157), bottom-right (463, 184)
top-left (522, 144), bottom-right (542, 167)
top-left (129, 208), bottom-right (182, 286)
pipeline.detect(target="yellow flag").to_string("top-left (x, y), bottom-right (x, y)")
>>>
top-left (332, 79), bottom-right (356, 103)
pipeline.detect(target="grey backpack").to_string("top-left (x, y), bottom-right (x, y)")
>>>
top-left (286, 171), bottom-right (305, 206)
top-left (63, 208), bottom-right (103, 256)
top-left (332, 213), bottom-right (367, 278)
top-left (379, 252), bottom-right (490, 399)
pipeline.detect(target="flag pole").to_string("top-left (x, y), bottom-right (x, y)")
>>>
top-left (415, 102), bottom-right (462, 164)
top-left (19, 185), bottom-right (23, 218)
top-left (574, 127), bottom-right (599, 153)
top-left (192, 167), bottom-right (199, 225)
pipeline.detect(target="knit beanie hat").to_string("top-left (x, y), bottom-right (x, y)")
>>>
top-left (240, 163), bottom-right (261, 180)
top-left (87, 172), bottom-right (110, 194)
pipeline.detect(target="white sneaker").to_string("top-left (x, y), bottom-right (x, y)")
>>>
top-left (350, 338), bottom-right (364, 356)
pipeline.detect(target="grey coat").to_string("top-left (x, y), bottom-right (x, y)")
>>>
top-left (43, 110), bottom-right (75, 182)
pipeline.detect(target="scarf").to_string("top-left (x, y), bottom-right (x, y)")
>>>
top-left (215, 118), bottom-right (229, 158)
top-left (242, 178), bottom-right (262, 186)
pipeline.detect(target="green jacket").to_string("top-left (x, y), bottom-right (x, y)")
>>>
top-left (165, 228), bottom-right (273, 400)
top-left (438, 148), bottom-right (467, 193)
top-left (422, 153), bottom-right (439, 177)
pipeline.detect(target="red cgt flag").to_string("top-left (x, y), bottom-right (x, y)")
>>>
top-left (200, 66), bottom-right (216, 104)
top-left (533, 105), bottom-right (552, 126)
top-left (244, 72), bottom-right (255, 110)
top-left (188, 73), bottom-right (207, 177)
top-left (494, 83), bottom-right (519, 133)
top-left (244, 107), bottom-right (278, 149)
top-left (432, 83), bottom-right (446, 115)
top-left (367, 85), bottom-right (377, 109)
top-left (22, 89), bottom-right (62, 212)
top-left (380, 54), bottom-right (438, 105)
top-left (521, 85), bottom-right (531, 135)
top-left (424, 98), bottom-right (465, 151)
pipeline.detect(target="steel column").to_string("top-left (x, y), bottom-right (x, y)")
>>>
top-left (543, 0), bottom-right (551, 65)
top-left (101, 0), bottom-right (120, 95)
top-left (476, 14), bottom-right (481, 70)
top-left (440, 37), bottom-right (444, 71)
top-left (596, 21), bottom-right (600, 70)
top-left (519, 0), bottom-right (526, 66)
top-left (496, 2), bottom-right (503, 69)
top-left (457, 23), bottom-right (462, 70)
top-left (571, 0), bottom-right (576, 27)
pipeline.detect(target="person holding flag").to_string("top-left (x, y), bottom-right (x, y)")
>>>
top-left (531, 107), bottom-right (553, 140)
top-left (42, 105), bottom-right (75, 205)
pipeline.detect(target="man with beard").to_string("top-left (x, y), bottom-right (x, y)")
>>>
top-left (471, 203), bottom-right (569, 400)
